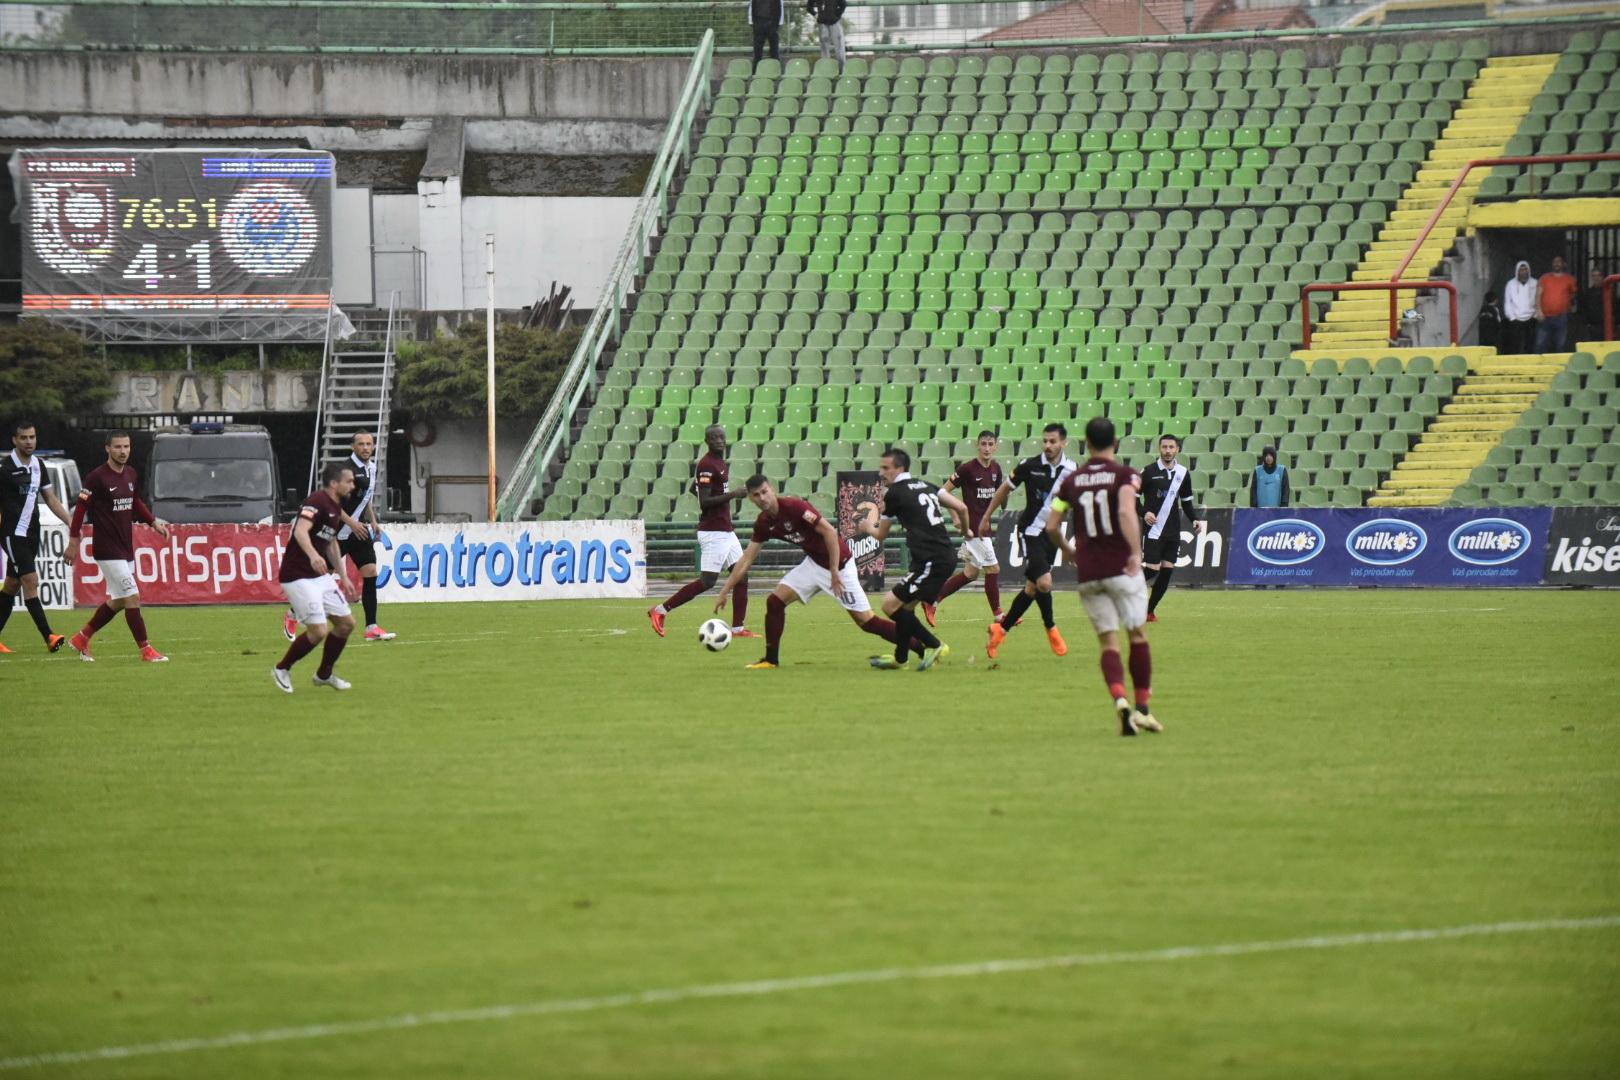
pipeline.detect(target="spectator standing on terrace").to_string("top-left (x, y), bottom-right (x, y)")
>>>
top-left (1477, 291), bottom-right (1503, 349)
top-left (806, 0), bottom-right (847, 71)
top-left (1579, 265), bottom-right (1611, 342)
top-left (750, 0), bottom-right (784, 69)
top-left (1250, 446), bottom-right (1290, 509)
top-left (1502, 260), bottom-right (1538, 354)
top-left (1534, 255), bottom-right (1578, 354)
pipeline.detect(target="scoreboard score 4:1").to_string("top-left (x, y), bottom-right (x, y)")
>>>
top-left (12, 149), bottom-right (335, 319)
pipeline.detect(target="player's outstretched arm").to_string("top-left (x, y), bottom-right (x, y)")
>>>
top-left (1047, 499), bottom-right (1077, 561)
top-left (340, 511), bottom-right (370, 541)
top-left (66, 489), bottom-right (90, 563)
top-left (42, 487), bottom-right (74, 529)
top-left (328, 538), bottom-right (357, 601)
top-left (813, 518), bottom-right (857, 605)
top-left (715, 541), bottom-right (763, 612)
top-left (938, 489), bottom-right (971, 537)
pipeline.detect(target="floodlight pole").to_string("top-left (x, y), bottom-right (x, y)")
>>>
top-left (486, 234), bottom-right (498, 522)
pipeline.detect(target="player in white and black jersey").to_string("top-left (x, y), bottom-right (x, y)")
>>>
top-left (282, 432), bottom-right (394, 643)
top-left (0, 420), bottom-right (74, 654)
top-left (1138, 433), bottom-right (1205, 621)
top-left (980, 422), bottom-right (1077, 659)
top-left (859, 447), bottom-right (970, 670)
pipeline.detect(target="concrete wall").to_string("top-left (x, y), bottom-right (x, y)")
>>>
top-left (408, 417), bottom-right (537, 522)
top-left (107, 370), bottom-right (320, 414)
top-left (0, 52), bottom-right (690, 121)
top-left (462, 197), bottom-right (637, 309)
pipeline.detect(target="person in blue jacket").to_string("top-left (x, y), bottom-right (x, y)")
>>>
top-left (1251, 446), bottom-right (1290, 508)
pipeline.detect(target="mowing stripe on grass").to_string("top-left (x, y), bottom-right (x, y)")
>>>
top-left (3, 915), bottom-right (1616, 1072)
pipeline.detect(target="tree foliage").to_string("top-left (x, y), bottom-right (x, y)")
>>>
top-left (395, 320), bottom-right (580, 421)
top-left (0, 320), bottom-right (114, 423)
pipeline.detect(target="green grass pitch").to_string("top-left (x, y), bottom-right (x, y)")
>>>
top-left (3, 589), bottom-right (1618, 1077)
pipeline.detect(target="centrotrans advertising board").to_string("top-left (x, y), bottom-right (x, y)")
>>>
top-left (9, 148), bottom-right (334, 339)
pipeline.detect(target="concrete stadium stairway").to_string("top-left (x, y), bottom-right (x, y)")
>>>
top-left (1312, 53), bottom-right (1560, 351)
top-left (1368, 352), bottom-right (1571, 506)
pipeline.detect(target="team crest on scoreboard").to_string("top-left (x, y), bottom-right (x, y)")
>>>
top-left (220, 182), bottom-right (319, 276)
top-left (30, 182), bottom-right (116, 275)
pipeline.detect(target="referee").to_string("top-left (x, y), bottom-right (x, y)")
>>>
top-left (1139, 433), bottom-right (1205, 621)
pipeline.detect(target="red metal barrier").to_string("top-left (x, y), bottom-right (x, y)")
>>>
top-left (1605, 274), bottom-right (1620, 342)
top-left (1304, 153), bottom-right (1620, 347)
top-left (1301, 280), bottom-right (1458, 350)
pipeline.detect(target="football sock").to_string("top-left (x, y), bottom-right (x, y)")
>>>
top-left (1143, 567), bottom-right (1160, 584)
top-left (936, 572), bottom-right (970, 603)
top-left (362, 578), bottom-right (379, 626)
top-left (1034, 590), bottom-right (1056, 629)
top-left (1148, 567), bottom-right (1174, 613)
top-left (983, 571), bottom-right (1001, 613)
top-left (125, 608), bottom-right (149, 648)
top-left (0, 588), bottom-right (12, 633)
top-left (731, 574), bottom-right (749, 627)
top-left (278, 633), bottom-right (318, 670)
top-left (662, 577), bottom-right (710, 613)
top-left (862, 615), bottom-right (898, 643)
top-left (1129, 639), bottom-right (1152, 707)
top-left (1100, 647), bottom-right (1127, 700)
top-left (897, 609), bottom-right (940, 651)
top-left (764, 594), bottom-right (786, 664)
top-left (83, 603), bottom-right (116, 638)
top-left (316, 632), bottom-right (348, 679)
top-left (1001, 590), bottom-right (1035, 630)
top-left (24, 596), bottom-right (53, 640)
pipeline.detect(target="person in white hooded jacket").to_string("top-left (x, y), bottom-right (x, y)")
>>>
top-left (1502, 260), bottom-right (1538, 354)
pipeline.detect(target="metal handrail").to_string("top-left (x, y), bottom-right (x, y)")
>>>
top-left (495, 28), bottom-right (713, 520)
top-left (0, 1), bottom-right (1605, 55)
top-left (1391, 153), bottom-right (1620, 284)
top-left (1301, 281), bottom-right (1458, 349)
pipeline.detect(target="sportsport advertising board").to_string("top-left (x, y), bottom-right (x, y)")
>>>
top-left (1542, 507), bottom-right (1620, 586)
top-left (10, 148), bottom-right (334, 340)
top-left (1227, 508), bottom-right (1553, 587)
top-left (64, 521), bottom-right (646, 605)
top-left (836, 471), bottom-right (887, 592)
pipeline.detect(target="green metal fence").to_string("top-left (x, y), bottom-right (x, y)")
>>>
top-left (496, 28), bottom-right (715, 520)
top-left (1, 0), bottom-right (1605, 55)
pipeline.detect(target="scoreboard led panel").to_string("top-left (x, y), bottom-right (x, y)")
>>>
top-left (11, 149), bottom-right (334, 332)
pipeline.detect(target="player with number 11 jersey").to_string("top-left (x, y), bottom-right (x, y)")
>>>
top-left (1049, 417), bottom-right (1160, 737)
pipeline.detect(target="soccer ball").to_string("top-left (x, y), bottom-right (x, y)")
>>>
top-left (698, 619), bottom-right (732, 652)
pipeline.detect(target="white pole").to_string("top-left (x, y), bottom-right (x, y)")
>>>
top-left (485, 234), bottom-right (497, 522)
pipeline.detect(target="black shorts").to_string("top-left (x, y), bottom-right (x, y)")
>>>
top-left (2, 534), bottom-right (39, 579)
top-left (892, 553), bottom-right (955, 605)
top-left (1020, 531), bottom-right (1057, 581)
top-left (1143, 531), bottom-right (1183, 566)
top-left (340, 533), bottom-right (378, 569)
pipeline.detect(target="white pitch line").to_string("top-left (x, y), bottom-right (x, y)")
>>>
top-left (2, 914), bottom-right (1615, 1073)
top-left (0, 632), bottom-right (514, 666)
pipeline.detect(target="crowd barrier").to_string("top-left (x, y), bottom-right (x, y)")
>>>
top-left (14, 521), bottom-right (647, 607)
top-left (9, 509), bottom-right (1613, 610)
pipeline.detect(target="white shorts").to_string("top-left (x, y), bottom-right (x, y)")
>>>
top-left (97, 559), bottom-right (139, 601)
top-left (961, 536), bottom-right (998, 570)
top-left (1077, 572), bottom-right (1149, 634)
top-left (779, 556), bottom-right (872, 613)
top-left (282, 575), bottom-right (352, 627)
top-left (697, 530), bottom-right (744, 574)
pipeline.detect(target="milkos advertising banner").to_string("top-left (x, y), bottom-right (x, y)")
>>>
top-left (1228, 508), bottom-right (1553, 587)
top-left (991, 509), bottom-right (1232, 585)
top-left (66, 521), bottom-right (646, 605)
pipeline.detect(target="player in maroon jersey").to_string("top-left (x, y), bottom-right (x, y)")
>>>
top-left (65, 432), bottom-right (172, 662)
top-left (713, 475), bottom-right (927, 669)
top-left (648, 424), bottom-right (753, 639)
top-left (1048, 417), bottom-right (1159, 736)
top-left (925, 429), bottom-right (1006, 626)
top-left (271, 461), bottom-right (361, 693)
